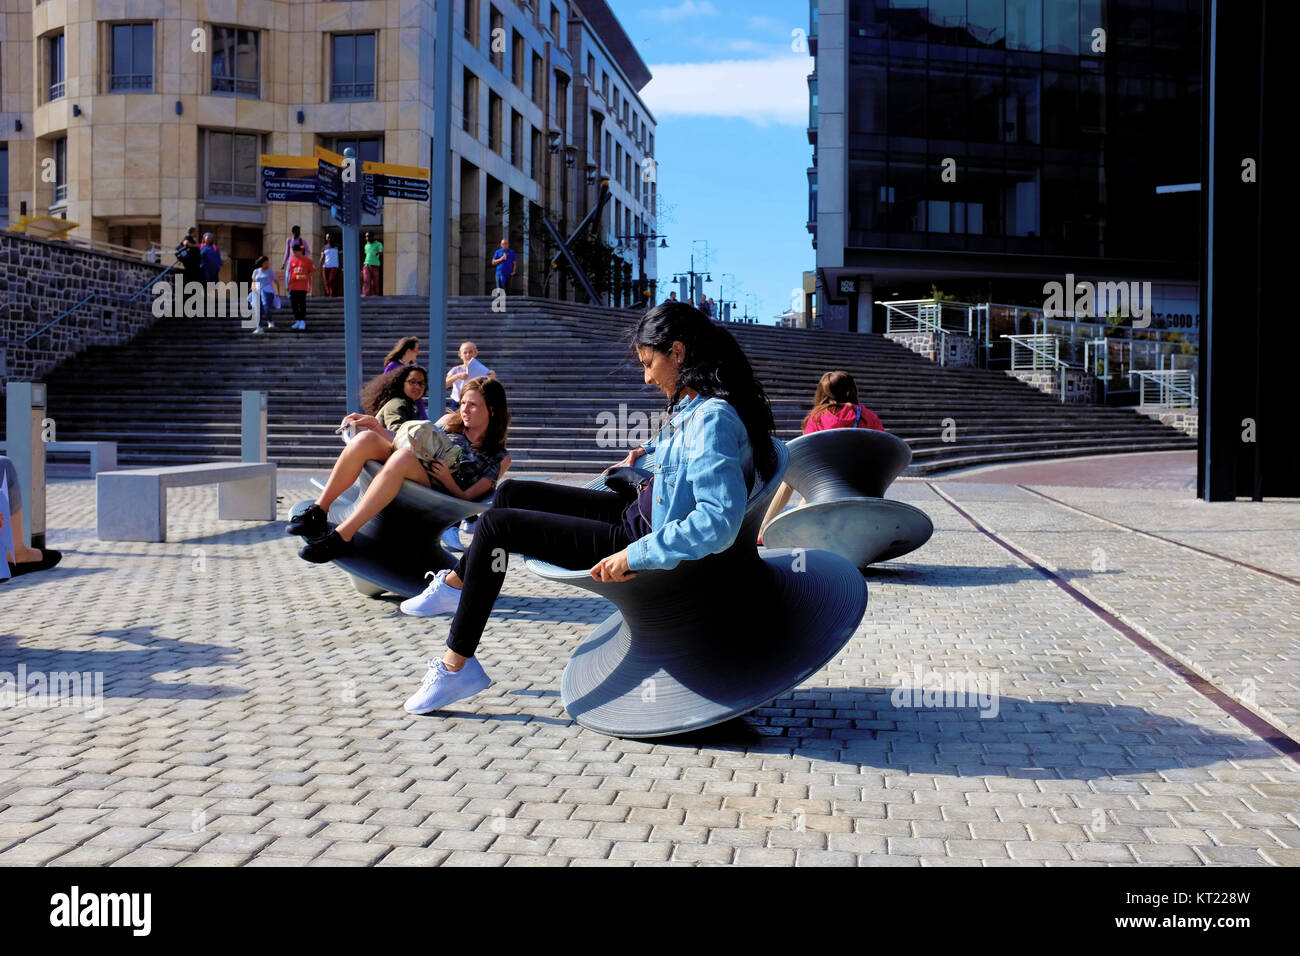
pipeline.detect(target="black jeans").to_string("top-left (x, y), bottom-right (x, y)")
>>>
top-left (447, 479), bottom-right (633, 658)
top-left (290, 289), bottom-right (307, 323)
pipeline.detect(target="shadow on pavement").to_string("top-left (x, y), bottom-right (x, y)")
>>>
top-left (0, 626), bottom-right (244, 701)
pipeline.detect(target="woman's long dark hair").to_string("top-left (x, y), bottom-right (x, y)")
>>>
top-left (384, 336), bottom-right (419, 368)
top-left (359, 364), bottom-right (428, 416)
top-left (631, 302), bottom-right (777, 482)
top-left (443, 376), bottom-right (510, 454)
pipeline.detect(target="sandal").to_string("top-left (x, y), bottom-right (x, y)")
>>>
top-left (8, 549), bottom-right (63, 577)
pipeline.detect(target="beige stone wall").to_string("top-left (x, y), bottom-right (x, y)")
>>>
top-left (2, 0), bottom-right (655, 299)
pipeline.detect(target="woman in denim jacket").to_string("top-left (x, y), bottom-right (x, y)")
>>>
top-left (399, 301), bottom-right (778, 715)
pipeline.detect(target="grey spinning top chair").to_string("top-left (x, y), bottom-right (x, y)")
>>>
top-left (291, 459), bottom-right (489, 598)
top-left (762, 429), bottom-right (934, 568)
top-left (527, 438), bottom-right (868, 739)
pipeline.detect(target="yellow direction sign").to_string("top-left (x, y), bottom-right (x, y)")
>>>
top-left (258, 154), bottom-right (317, 169)
top-left (315, 145), bottom-right (346, 167)
top-left (363, 161), bottom-right (430, 180)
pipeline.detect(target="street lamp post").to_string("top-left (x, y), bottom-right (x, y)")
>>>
top-left (614, 230), bottom-right (667, 308)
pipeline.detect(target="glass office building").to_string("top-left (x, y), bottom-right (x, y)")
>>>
top-left (809, 0), bottom-right (1202, 331)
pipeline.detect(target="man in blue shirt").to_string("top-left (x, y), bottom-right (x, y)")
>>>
top-left (491, 238), bottom-right (516, 291)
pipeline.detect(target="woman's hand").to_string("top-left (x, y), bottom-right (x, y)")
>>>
top-left (603, 446), bottom-right (645, 474)
top-left (590, 549), bottom-right (635, 583)
top-left (427, 460), bottom-right (460, 497)
top-left (343, 413), bottom-right (382, 434)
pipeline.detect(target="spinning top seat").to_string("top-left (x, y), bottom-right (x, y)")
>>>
top-left (527, 439), bottom-right (868, 739)
top-left (763, 429), bottom-right (934, 568)
top-left (291, 459), bottom-right (489, 598)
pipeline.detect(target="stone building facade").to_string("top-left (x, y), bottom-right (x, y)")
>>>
top-left (0, 0), bottom-right (656, 299)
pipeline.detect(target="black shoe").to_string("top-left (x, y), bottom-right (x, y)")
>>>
top-left (8, 549), bottom-right (63, 577)
top-left (287, 503), bottom-right (329, 538)
top-left (298, 530), bottom-right (354, 564)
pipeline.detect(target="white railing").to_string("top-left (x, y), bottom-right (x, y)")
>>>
top-left (1003, 334), bottom-right (1076, 403)
top-left (883, 298), bottom-right (989, 368)
top-left (1130, 369), bottom-right (1196, 407)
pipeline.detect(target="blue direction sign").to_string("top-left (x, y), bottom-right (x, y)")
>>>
top-left (260, 154), bottom-right (319, 203)
top-left (364, 161), bottom-right (431, 202)
top-left (361, 176), bottom-right (380, 216)
top-left (315, 146), bottom-right (345, 212)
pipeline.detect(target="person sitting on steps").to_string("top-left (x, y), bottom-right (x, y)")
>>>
top-left (295, 377), bottom-right (511, 562)
top-left (1, 455), bottom-right (62, 580)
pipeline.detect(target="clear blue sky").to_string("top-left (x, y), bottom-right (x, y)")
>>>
top-left (606, 0), bottom-right (815, 322)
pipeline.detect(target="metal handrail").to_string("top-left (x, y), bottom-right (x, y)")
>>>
top-left (1003, 334), bottom-right (1074, 403)
top-left (1130, 369), bottom-right (1196, 408)
top-left (22, 260), bottom-right (177, 345)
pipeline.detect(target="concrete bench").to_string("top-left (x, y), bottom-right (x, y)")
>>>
top-left (0, 440), bottom-right (117, 476)
top-left (97, 462), bottom-right (277, 542)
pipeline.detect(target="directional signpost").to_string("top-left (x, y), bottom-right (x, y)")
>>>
top-left (257, 149), bottom-right (432, 410)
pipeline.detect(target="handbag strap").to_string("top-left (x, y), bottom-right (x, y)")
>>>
top-left (853, 405), bottom-right (862, 428)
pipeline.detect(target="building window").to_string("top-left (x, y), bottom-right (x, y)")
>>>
top-left (511, 110), bottom-right (524, 168)
top-left (587, 54), bottom-right (595, 83)
top-left (622, 101), bottom-right (629, 127)
top-left (647, 132), bottom-right (654, 157)
top-left (212, 27), bottom-right (259, 97)
top-left (512, 31), bottom-right (525, 89)
top-left (615, 143), bottom-right (623, 187)
top-left (51, 136), bottom-right (68, 206)
top-left (0, 143), bottom-right (8, 224)
top-left (331, 34), bottom-right (376, 101)
top-left (530, 126), bottom-right (542, 179)
top-left (532, 52), bottom-right (544, 106)
top-left (612, 87), bottom-right (620, 115)
top-left (601, 71), bottom-right (609, 101)
top-left (464, 0), bottom-right (479, 44)
top-left (489, 6), bottom-right (504, 71)
top-left (463, 69), bottom-right (478, 135)
top-left (48, 32), bottom-right (65, 101)
top-left (604, 131), bottom-right (612, 172)
top-left (554, 73), bottom-right (568, 136)
top-left (109, 23), bottom-right (154, 92)
top-left (334, 136), bottom-right (383, 167)
top-left (488, 91), bottom-right (503, 153)
top-left (204, 129), bottom-right (260, 201)
top-left (551, 5), bottom-right (564, 51)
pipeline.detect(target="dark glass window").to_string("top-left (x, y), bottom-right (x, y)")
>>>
top-left (488, 91), bottom-right (502, 153)
top-left (212, 27), bottom-right (259, 97)
top-left (52, 136), bottom-right (68, 205)
top-left (887, 61), bottom-right (926, 137)
top-left (1044, 0), bottom-right (1079, 54)
top-left (206, 130), bottom-right (260, 200)
top-left (512, 32), bottom-right (525, 88)
top-left (967, 0), bottom-right (1004, 47)
top-left (511, 110), bottom-right (524, 168)
top-left (967, 64), bottom-right (1003, 142)
top-left (490, 7), bottom-right (504, 71)
top-left (48, 32), bottom-right (65, 101)
top-left (1005, 0), bottom-right (1042, 51)
top-left (928, 65), bottom-right (965, 140)
top-left (463, 69), bottom-right (477, 135)
top-left (1079, 0), bottom-right (1106, 54)
top-left (1004, 164), bottom-right (1040, 238)
top-left (331, 34), bottom-right (375, 101)
top-left (887, 155), bottom-right (927, 236)
top-left (1005, 69), bottom-right (1040, 144)
top-left (1042, 71), bottom-right (1079, 148)
top-left (110, 23), bottom-right (154, 92)
top-left (532, 53), bottom-right (544, 106)
top-left (887, 0), bottom-right (928, 42)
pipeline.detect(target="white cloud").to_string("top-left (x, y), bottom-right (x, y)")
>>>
top-left (641, 1), bottom-right (718, 22)
top-left (641, 57), bottom-right (811, 126)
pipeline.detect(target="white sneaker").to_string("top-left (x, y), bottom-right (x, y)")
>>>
top-left (404, 657), bottom-right (491, 714)
top-left (252, 326), bottom-right (264, 334)
top-left (267, 321), bottom-right (276, 328)
top-left (399, 569), bottom-right (463, 617)
top-left (440, 525), bottom-right (463, 552)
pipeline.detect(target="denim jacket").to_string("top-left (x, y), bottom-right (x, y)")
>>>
top-left (625, 394), bottom-right (754, 572)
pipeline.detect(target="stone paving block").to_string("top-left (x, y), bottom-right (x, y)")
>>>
top-left (113, 847), bottom-right (190, 866)
top-left (377, 847), bottom-right (453, 866)
top-left (671, 843), bottom-right (734, 864)
top-left (1068, 842), bottom-right (1137, 863)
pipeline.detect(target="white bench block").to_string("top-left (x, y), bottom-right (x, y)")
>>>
top-left (97, 462), bottom-right (276, 542)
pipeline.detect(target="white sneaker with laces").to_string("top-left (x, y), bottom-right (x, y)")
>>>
top-left (252, 326), bottom-right (265, 334)
top-left (399, 569), bottom-right (463, 617)
top-left (404, 657), bottom-right (491, 714)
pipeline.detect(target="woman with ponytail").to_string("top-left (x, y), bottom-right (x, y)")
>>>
top-left (399, 301), bottom-right (777, 715)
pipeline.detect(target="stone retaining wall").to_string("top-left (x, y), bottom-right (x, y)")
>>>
top-left (885, 331), bottom-right (977, 368)
top-left (1, 232), bottom-right (169, 394)
top-left (1009, 368), bottom-right (1097, 404)
top-left (1137, 405), bottom-right (1198, 437)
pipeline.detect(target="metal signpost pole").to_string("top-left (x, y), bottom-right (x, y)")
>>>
top-left (428, 0), bottom-right (455, 405)
top-left (341, 147), bottom-right (363, 412)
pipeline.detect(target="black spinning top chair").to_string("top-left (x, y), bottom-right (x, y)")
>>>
top-left (526, 439), bottom-right (868, 739)
top-left (762, 429), bottom-right (934, 568)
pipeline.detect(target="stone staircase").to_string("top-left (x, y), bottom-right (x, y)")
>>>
top-left (19, 295), bottom-right (1194, 474)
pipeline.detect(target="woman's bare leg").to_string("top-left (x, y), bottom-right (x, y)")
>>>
top-left (5, 507), bottom-right (42, 564)
top-left (315, 431), bottom-right (394, 511)
top-left (759, 481), bottom-right (797, 536)
top-left (333, 449), bottom-right (431, 541)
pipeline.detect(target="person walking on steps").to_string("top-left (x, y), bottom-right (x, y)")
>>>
top-left (362, 232), bottom-right (383, 296)
top-left (287, 243), bottom-right (315, 331)
top-left (281, 225), bottom-right (310, 276)
top-left (250, 255), bottom-right (281, 334)
top-left (491, 238), bottom-right (516, 291)
top-left (321, 235), bottom-right (342, 297)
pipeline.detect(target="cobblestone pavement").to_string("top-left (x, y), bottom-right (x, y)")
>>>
top-left (1, 466), bottom-right (1297, 867)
